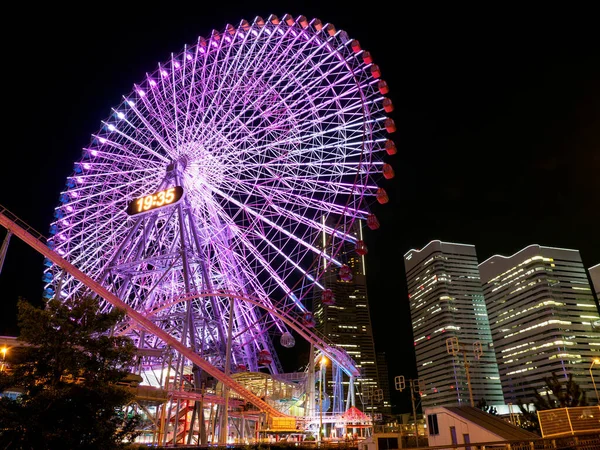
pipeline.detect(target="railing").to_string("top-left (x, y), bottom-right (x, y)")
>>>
top-left (417, 433), bottom-right (600, 450)
top-left (538, 406), bottom-right (600, 438)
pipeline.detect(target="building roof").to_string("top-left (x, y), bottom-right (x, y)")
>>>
top-left (342, 406), bottom-right (370, 422)
top-left (444, 406), bottom-right (539, 440)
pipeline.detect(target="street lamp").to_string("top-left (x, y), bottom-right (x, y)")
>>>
top-left (590, 358), bottom-right (600, 405)
top-left (319, 356), bottom-right (327, 445)
top-left (0, 346), bottom-right (7, 372)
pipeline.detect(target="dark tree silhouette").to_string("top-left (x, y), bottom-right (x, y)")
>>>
top-left (518, 371), bottom-right (588, 434)
top-left (476, 398), bottom-right (498, 415)
top-left (0, 296), bottom-right (141, 450)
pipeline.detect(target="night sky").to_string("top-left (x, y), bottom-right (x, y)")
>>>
top-left (1, 5), bottom-right (598, 412)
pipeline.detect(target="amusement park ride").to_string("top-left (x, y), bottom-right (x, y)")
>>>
top-left (0, 12), bottom-right (396, 446)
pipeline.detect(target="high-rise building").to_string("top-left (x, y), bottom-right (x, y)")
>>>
top-left (479, 245), bottom-right (600, 405)
top-left (403, 240), bottom-right (504, 411)
top-left (590, 264), bottom-right (600, 333)
top-left (376, 350), bottom-right (393, 414)
top-left (314, 220), bottom-right (391, 415)
top-left (590, 263), bottom-right (600, 299)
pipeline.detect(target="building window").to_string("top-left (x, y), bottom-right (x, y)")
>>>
top-left (464, 434), bottom-right (472, 450)
top-left (450, 427), bottom-right (457, 445)
top-left (427, 414), bottom-right (439, 435)
top-left (377, 437), bottom-right (399, 449)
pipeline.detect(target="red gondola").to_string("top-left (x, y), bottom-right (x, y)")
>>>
top-left (378, 80), bottom-right (389, 95)
top-left (302, 312), bottom-right (316, 328)
top-left (376, 188), bottom-right (389, 204)
top-left (339, 264), bottom-right (353, 282)
top-left (355, 240), bottom-right (368, 256)
top-left (367, 214), bottom-right (380, 230)
top-left (385, 139), bottom-right (397, 155)
top-left (371, 64), bottom-right (381, 79)
top-left (258, 350), bottom-right (272, 366)
top-left (382, 163), bottom-right (395, 180)
top-left (322, 288), bottom-right (335, 306)
top-left (382, 97), bottom-right (394, 113)
top-left (384, 118), bottom-right (396, 133)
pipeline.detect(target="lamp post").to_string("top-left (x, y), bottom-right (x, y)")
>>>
top-left (319, 356), bottom-right (327, 445)
top-left (395, 375), bottom-right (423, 447)
top-left (590, 358), bottom-right (600, 405)
top-left (0, 346), bottom-right (7, 372)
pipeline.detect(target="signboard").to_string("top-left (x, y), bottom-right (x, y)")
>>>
top-left (271, 417), bottom-right (297, 431)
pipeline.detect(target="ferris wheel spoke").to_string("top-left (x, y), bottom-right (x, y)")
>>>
top-left (117, 94), bottom-right (178, 157)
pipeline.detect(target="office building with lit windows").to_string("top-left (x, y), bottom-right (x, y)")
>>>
top-left (479, 245), bottom-right (600, 405)
top-left (403, 240), bottom-right (505, 411)
top-left (314, 220), bottom-right (391, 416)
top-left (590, 263), bottom-right (600, 300)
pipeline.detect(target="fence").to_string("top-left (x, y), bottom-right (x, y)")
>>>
top-left (538, 406), bottom-right (600, 438)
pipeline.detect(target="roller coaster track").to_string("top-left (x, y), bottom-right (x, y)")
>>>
top-left (0, 205), bottom-right (284, 417)
top-left (0, 205), bottom-right (360, 417)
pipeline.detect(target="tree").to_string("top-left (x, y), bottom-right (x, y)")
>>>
top-left (0, 296), bottom-right (141, 449)
top-left (517, 371), bottom-right (588, 434)
top-left (476, 398), bottom-right (498, 415)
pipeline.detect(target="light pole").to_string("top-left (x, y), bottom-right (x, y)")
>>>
top-left (395, 375), bottom-right (423, 447)
top-left (590, 359), bottom-right (600, 405)
top-left (0, 346), bottom-right (7, 372)
top-left (446, 337), bottom-right (482, 407)
top-left (364, 387), bottom-right (383, 434)
top-left (319, 356), bottom-right (327, 445)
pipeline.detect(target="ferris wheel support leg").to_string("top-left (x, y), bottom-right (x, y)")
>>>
top-left (308, 343), bottom-right (316, 416)
top-left (219, 296), bottom-right (235, 445)
top-left (347, 375), bottom-right (356, 408)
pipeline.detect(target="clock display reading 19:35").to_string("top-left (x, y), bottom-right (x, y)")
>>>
top-left (126, 186), bottom-right (185, 216)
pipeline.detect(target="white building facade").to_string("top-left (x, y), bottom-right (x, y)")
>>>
top-left (479, 245), bottom-right (600, 405)
top-left (590, 263), bottom-right (600, 299)
top-left (403, 241), bottom-right (504, 410)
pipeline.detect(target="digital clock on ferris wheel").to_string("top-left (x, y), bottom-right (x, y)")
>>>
top-left (126, 186), bottom-right (184, 216)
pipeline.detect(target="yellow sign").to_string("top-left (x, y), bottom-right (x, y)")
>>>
top-left (271, 417), bottom-right (297, 431)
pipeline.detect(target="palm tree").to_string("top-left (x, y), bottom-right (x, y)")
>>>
top-left (518, 372), bottom-right (588, 434)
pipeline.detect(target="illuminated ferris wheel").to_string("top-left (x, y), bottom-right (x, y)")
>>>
top-left (44, 13), bottom-right (396, 375)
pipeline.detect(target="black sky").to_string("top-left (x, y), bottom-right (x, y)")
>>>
top-left (1, 4), bottom-right (599, 412)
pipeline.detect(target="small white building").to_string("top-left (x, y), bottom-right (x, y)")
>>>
top-left (358, 432), bottom-right (403, 450)
top-left (425, 406), bottom-right (539, 447)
